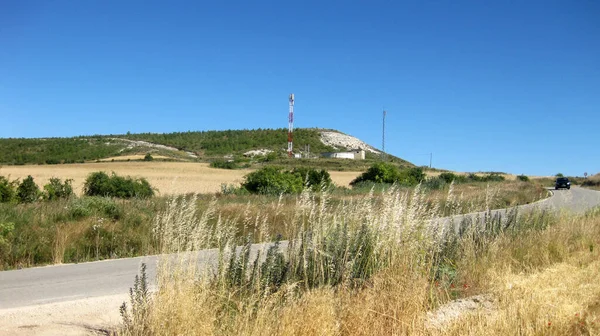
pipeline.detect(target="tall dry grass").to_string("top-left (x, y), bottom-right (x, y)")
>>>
top-left (118, 185), bottom-right (600, 335)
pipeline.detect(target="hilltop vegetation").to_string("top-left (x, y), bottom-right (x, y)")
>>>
top-left (121, 128), bottom-right (337, 156)
top-left (0, 128), bottom-right (410, 167)
top-left (0, 137), bottom-right (122, 165)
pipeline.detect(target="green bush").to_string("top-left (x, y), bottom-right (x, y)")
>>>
top-left (257, 151), bottom-right (279, 163)
top-left (350, 162), bottom-right (401, 185)
top-left (438, 172), bottom-right (456, 184)
top-left (69, 197), bottom-right (123, 220)
top-left (242, 167), bottom-right (303, 195)
top-left (422, 177), bottom-right (446, 190)
top-left (83, 172), bottom-right (155, 199)
top-left (483, 173), bottom-right (506, 182)
top-left (350, 163), bottom-right (425, 187)
top-left (16, 176), bottom-right (40, 203)
top-left (143, 153), bottom-right (153, 161)
top-left (241, 166), bottom-right (331, 195)
top-left (0, 176), bottom-right (17, 203)
top-left (437, 172), bottom-right (467, 184)
top-left (291, 167), bottom-right (332, 190)
top-left (210, 160), bottom-right (239, 170)
top-left (220, 183), bottom-right (250, 196)
top-left (43, 177), bottom-right (74, 201)
top-left (466, 173), bottom-right (506, 183)
top-left (517, 174), bottom-right (530, 182)
top-left (398, 167), bottom-right (426, 185)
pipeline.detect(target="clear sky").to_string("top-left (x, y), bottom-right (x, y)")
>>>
top-left (1, 1), bottom-right (598, 176)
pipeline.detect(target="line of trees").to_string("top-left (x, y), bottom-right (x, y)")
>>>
top-left (0, 172), bottom-right (155, 204)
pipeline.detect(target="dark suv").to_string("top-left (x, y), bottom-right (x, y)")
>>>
top-left (555, 177), bottom-right (571, 190)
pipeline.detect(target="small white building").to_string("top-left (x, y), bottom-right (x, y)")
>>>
top-left (321, 149), bottom-right (365, 160)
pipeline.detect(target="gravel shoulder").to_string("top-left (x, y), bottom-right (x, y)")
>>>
top-left (0, 294), bottom-right (125, 336)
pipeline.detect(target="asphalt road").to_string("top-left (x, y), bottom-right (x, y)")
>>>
top-left (1, 187), bottom-right (599, 310)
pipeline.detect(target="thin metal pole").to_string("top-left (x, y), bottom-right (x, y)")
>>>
top-left (382, 110), bottom-right (386, 161)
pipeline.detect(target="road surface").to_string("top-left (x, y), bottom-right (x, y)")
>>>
top-left (0, 187), bottom-right (599, 335)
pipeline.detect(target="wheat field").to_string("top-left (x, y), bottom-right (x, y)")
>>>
top-left (0, 162), bottom-right (363, 195)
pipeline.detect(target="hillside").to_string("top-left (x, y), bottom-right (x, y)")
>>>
top-left (0, 128), bottom-right (413, 167)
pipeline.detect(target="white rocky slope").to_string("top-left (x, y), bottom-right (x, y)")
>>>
top-left (109, 138), bottom-right (198, 158)
top-left (319, 131), bottom-right (381, 154)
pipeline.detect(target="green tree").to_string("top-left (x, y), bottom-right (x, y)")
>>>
top-left (0, 176), bottom-right (17, 203)
top-left (17, 175), bottom-right (40, 203)
top-left (43, 177), bottom-right (74, 201)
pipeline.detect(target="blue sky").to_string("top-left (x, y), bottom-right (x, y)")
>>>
top-left (1, 1), bottom-right (598, 176)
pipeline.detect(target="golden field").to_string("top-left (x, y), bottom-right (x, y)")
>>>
top-left (0, 162), bottom-right (363, 195)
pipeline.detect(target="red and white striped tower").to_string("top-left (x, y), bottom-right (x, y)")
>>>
top-left (288, 93), bottom-right (294, 157)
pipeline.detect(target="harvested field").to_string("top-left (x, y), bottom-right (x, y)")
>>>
top-left (0, 162), bottom-right (362, 195)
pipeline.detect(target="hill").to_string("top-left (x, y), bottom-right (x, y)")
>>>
top-left (0, 128), bottom-right (413, 168)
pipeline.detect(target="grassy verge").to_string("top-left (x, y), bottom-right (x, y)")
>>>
top-left (0, 180), bottom-right (547, 270)
top-left (117, 186), bottom-right (595, 335)
top-left (0, 197), bottom-right (163, 269)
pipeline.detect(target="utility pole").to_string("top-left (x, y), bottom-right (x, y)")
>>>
top-left (382, 109), bottom-right (386, 161)
top-left (288, 94), bottom-right (294, 158)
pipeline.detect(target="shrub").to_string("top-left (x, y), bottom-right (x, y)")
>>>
top-left (210, 160), bottom-right (239, 169)
top-left (69, 197), bottom-right (123, 220)
top-left (292, 167), bottom-right (332, 190)
top-left (220, 183), bottom-right (250, 196)
top-left (83, 172), bottom-right (155, 199)
top-left (0, 176), bottom-right (17, 203)
top-left (466, 173), bottom-right (506, 183)
top-left (43, 177), bottom-right (74, 201)
top-left (438, 172), bottom-right (457, 184)
top-left (257, 151), bottom-right (279, 163)
top-left (582, 179), bottom-right (600, 187)
top-left (422, 177), bottom-right (446, 190)
top-left (350, 162), bottom-right (401, 185)
top-left (242, 167), bottom-right (304, 195)
top-left (398, 167), bottom-right (426, 185)
top-left (483, 173), bottom-right (506, 182)
top-left (143, 153), bottom-right (153, 161)
top-left (350, 163), bottom-right (425, 187)
top-left (16, 175), bottom-right (40, 203)
top-left (0, 221), bottom-right (14, 266)
top-left (45, 158), bottom-right (60, 164)
top-left (517, 174), bottom-right (529, 182)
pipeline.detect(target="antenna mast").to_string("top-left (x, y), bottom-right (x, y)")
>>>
top-left (288, 93), bottom-right (295, 158)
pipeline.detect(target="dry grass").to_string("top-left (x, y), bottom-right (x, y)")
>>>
top-left (0, 162), bottom-right (361, 196)
top-left (582, 174), bottom-right (600, 191)
top-left (425, 171), bottom-right (551, 181)
top-left (427, 180), bottom-right (548, 215)
top-left (118, 186), bottom-right (600, 335)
